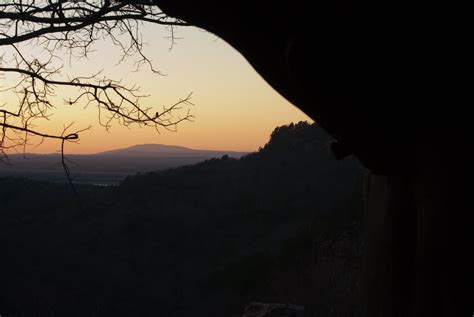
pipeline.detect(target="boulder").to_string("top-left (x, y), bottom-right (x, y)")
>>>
top-left (243, 302), bottom-right (304, 317)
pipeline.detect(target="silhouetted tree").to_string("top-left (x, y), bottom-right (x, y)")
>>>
top-left (0, 1), bottom-right (193, 161)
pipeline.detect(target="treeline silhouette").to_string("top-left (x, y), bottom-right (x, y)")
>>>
top-left (0, 121), bottom-right (365, 317)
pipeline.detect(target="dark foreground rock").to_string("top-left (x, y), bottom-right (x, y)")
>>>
top-left (243, 302), bottom-right (304, 317)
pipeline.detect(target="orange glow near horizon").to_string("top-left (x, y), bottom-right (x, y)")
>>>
top-left (1, 26), bottom-right (312, 155)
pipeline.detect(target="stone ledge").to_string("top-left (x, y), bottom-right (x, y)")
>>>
top-left (243, 302), bottom-right (304, 317)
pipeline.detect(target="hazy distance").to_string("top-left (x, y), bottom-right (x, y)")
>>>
top-left (0, 144), bottom-right (248, 185)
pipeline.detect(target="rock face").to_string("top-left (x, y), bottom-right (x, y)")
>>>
top-left (243, 302), bottom-right (304, 317)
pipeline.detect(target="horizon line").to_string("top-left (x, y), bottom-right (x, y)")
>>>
top-left (4, 143), bottom-right (254, 156)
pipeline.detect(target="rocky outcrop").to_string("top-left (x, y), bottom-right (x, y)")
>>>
top-left (243, 302), bottom-right (304, 317)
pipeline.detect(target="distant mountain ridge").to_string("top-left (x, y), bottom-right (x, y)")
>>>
top-left (96, 143), bottom-right (248, 158)
top-left (0, 143), bottom-right (249, 184)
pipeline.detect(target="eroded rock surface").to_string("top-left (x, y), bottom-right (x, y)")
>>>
top-left (243, 302), bottom-right (304, 317)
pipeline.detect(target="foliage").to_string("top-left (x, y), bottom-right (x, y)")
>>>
top-left (0, 122), bottom-right (365, 316)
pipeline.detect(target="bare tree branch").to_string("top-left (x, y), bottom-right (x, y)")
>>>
top-left (0, 1), bottom-right (189, 46)
top-left (0, 0), bottom-right (194, 162)
top-left (0, 1), bottom-right (195, 202)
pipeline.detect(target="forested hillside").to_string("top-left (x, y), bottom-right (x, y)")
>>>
top-left (0, 121), bottom-right (365, 317)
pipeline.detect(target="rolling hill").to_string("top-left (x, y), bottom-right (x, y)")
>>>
top-left (0, 144), bottom-right (248, 185)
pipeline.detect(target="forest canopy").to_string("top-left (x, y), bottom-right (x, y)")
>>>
top-left (0, 121), bottom-right (365, 316)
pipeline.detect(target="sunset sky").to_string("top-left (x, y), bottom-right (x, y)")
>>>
top-left (1, 25), bottom-right (312, 154)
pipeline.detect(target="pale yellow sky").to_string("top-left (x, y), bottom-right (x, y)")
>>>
top-left (1, 25), bottom-right (312, 154)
